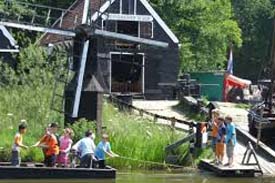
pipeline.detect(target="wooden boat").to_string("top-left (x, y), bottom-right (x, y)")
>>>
top-left (0, 162), bottom-right (116, 179)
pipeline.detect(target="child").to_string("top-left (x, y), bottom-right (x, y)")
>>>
top-left (11, 123), bottom-right (28, 166)
top-left (225, 116), bottom-right (237, 167)
top-left (33, 123), bottom-right (60, 167)
top-left (211, 109), bottom-right (219, 162)
top-left (94, 134), bottom-right (119, 169)
top-left (72, 130), bottom-right (96, 168)
top-left (57, 128), bottom-right (73, 167)
top-left (215, 117), bottom-right (226, 165)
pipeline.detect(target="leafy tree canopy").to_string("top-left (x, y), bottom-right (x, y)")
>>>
top-left (232, 0), bottom-right (274, 80)
top-left (150, 0), bottom-right (242, 73)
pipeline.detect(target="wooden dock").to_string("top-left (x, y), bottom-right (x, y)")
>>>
top-left (199, 159), bottom-right (260, 177)
top-left (131, 100), bottom-right (275, 176)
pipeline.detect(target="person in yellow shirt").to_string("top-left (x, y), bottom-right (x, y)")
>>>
top-left (11, 123), bottom-right (28, 166)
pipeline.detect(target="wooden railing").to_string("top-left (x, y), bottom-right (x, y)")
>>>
top-left (108, 95), bottom-right (196, 130)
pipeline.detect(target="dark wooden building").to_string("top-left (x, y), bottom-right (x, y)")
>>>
top-left (41, 0), bottom-right (180, 100)
top-left (0, 25), bottom-right (19, 67)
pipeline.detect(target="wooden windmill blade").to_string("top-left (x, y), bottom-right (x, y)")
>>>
top-left (0, 21), bottom-right (76, 37)
top-left (94, 29), bottom-right (168, 48)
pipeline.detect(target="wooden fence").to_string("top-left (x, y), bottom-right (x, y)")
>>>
top-left (108, 95), bottom-right (196, 131)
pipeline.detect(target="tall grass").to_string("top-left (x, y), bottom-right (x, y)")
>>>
top-left (0, 86), bottom-right (189, 169)
top-left (0, 43), bottom-right (189, 169)
top-left (102, 102), bottom-right (188, 169)
top-left (0, 85), bottom-right (63, 162)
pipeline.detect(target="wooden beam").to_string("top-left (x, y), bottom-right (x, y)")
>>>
top-left (0, 49), bottom-right (19, 53)
top-left (94, 29), bottom-right (169, 48)
top-left (0, 21), bottom-right (76, 37)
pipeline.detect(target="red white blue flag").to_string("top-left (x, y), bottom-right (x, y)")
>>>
top-left (227, 49), bottom-right (233, 74)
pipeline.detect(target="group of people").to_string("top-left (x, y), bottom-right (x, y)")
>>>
top-left (11, 122), bottom-right (119, 168)
top-left (211, 110), bottom-right (237, 167)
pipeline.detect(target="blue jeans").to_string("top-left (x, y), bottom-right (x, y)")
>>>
top-left (11, 151), bottom-right (21, 167)
top-left (44, 154), bottom-right (57, 167)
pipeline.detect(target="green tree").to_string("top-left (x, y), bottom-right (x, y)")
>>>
top-left (232, 0), bottom-right (274, 80)
top-left (150, 0), bottom-right (242, 72)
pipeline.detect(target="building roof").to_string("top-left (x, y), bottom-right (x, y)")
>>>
top-left (40, 0), bottom-right (179, 45)
top-left (0, 25), bottom-right (19, 53)
top-left (139, 0), bottom-right (179, 43)
top-left (91, 0), bottom-right (179, 43)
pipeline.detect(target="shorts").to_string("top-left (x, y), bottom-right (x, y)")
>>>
top-left (211, 137), bottom-right (217, 151)
top-left (216, 142), bottom-right (225, 157)
top-left (226, 143), bottom-right (234, 158)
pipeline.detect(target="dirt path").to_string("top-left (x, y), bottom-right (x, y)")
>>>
top-left (132, 100), bottom-right (190, 130)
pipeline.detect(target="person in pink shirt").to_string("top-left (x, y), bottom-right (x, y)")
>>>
top-left (57, 128), bottom-right (74, 167)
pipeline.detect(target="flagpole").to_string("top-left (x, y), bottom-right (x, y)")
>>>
top-left (223, 43), bottom-right (234, 101)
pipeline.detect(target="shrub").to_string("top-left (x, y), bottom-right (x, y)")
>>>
top-left (69, 119), bottom-right (97, 142)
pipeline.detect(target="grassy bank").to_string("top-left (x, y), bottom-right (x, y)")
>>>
top-left (0, 85), bottom-right (63, 161)
top-left (0, 85), bottom-right (188, 169)
top-left (102, 102), bottom-right (188, 169)
top-left (0, 43), bottom-right (190, 169)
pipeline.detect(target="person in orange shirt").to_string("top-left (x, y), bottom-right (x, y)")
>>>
top-left (33, 123), bottom-right (60, 167)
top-left (11, 123), bottom-right (28, 166)
top-left (211, 109), bottom-right (219, 162)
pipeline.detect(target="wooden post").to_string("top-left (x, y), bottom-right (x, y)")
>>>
top-left (59, 11), bottom-right (64, 28)
top-left (256, 123), bottom-right (262, 149)
top-left (31, 7), bottom-right (37, 24)
top-left (96, 92), bottom-right (103, 136)
top-left (171, 117), bottom-right (176, 130)
top-left (139, 110), bottom-right (143, 117)
top-left (154, 114), bottom-right (158, 122)
top-left (269, 18), bottom-right (275, 111)
top-left (46, 9), bottom-right (51, 25)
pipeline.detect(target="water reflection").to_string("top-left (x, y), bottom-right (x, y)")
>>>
top-left (0, 171), bottom-right (273, 183)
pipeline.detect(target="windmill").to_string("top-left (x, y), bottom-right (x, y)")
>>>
top-left (0, 0), bottom-right (169, 133)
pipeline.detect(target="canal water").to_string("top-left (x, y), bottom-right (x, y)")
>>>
top-left (0, 171), bottom-right (274, 183)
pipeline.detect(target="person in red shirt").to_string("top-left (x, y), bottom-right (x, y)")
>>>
top-left (33, 123), bottom-right (60, 167)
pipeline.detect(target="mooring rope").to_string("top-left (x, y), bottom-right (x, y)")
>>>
top-left (117, 156), bottom-right (187, 169)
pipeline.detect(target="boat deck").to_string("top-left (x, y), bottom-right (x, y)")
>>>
top-left (199, 159), bottom-right (260, 177)
top-left (0, 163), bottom-right (116, 179)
